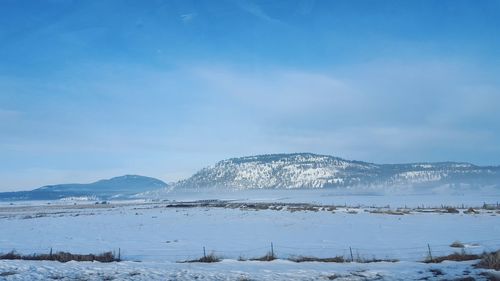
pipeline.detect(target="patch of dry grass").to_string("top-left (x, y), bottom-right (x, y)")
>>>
top-left (250, 252), bottom-right (277, 261)
top-left (424, 251), bottom-right (480, 263)
top-left (0, 250), bottom-right (119, 263)
top-left (450, 241), bottom-right (465, 248)
top-left (288, 255), bottom-right (345, 263)
top-left (180, 253), bottom-right (221, 263)
top-left (476, 250), bottom-right (500, 270)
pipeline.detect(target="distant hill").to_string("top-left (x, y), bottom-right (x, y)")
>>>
top-left (172, 153), bottom-right (500, 191)
top-left (0, 175), bottom-right (167, 201)
top-left (3, 154), bottom-right (499, 201)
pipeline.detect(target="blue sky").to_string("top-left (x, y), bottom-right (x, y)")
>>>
top-left (1, 0), bottom-right (499, 190)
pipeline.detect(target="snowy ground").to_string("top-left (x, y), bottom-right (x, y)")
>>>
top-left (155, 188), bottom-right (500, 208)
top-left (1, 192), bottom-right (499, 280)
top-left (1, 259), bottom-right (499, 281)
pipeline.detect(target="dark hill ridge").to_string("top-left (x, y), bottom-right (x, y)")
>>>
top-left (173, 153), bottom-right (500, 190)
top-left (0, 175), bottom-right (167, 201)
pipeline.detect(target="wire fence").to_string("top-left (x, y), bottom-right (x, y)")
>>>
top-left (2, 239), bottom-right (499, 263)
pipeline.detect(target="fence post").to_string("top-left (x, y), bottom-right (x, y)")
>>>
top-left (203, 246), bottom-right (206, 258)
top-left (118, 248), bottom-right (121, 261)
top-left (49, 248), bottom-right (53, 259)
top-left (271, 242), bottom-right (274, 258)
top-left (427, 244), bottom-right (433, 261)
top-left (349, 247), bottom-right (354, 262)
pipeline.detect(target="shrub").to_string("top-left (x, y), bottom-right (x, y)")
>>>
top-left (450, 241), bottom-right (465, 248)
top-left (181, 253), bottom-right (221, 263)
top-left (288, 255), bottom-right (345, 263)
top-left (0, 250), bottom-right (119, 263)
top-left (445, 207), bottom-right (460, 214)
top-left (250, 252), bottom-right (276, 261)
top-left (368, 209), bottom-right (407, 215)
top-left (356, 257), bottom-right (399, 263)
top-left (0, 251), bottom-right (21, 260)
top-left (464, 208), bottom-right (478, 214)
top-left (424, 251), bottom-right (480, 263)
top-left (476, 250), bottom-right (500, 270)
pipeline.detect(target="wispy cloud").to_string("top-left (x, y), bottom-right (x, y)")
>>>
top-left (235, 0), bottom-right (282, 24)
top-left (180, 13), bottom-right (197, 24)
top-left (194, 66), bottom-right (352, 115)
top-left (187, 59), bottom-right (500, 163)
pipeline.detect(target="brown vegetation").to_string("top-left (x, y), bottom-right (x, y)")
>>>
top-left (424, 251), bottom-right (480, 263)
top-left (180, 253), bottom-right (221, 263)
top-left (450, 241), bottom-right (465, 248)
top-left (0, 250), bottom-right (119, 263)
top-left (250, 252), bottom-right (277, 261)
top-left (288, 255), bottom-right (345, 263)
top-left (476, 250), bottom-right (500, 270)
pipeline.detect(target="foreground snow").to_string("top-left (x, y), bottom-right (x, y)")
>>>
top-left (1, 194), bottom-right (499, 280)
top-left (1, 259), bottom-right (498, 281)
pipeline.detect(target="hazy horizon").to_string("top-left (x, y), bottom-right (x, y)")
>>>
top-left (1, 0), bottom-right (499, 191)
top-left (3, 152), bottom-right (500, 192)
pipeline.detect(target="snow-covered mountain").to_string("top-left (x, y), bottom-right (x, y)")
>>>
top-left (3, 154), bottom-right (498, 200)
top-left (0, 175), bottom-right (167, 201)
top-left (173, 153), bottom-right (500, 190)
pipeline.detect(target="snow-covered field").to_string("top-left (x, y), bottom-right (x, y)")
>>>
top-left (1, 259), bottom-right (499, 281)
top-left (1, 192), bottom-right (499, 280)
top-left (159, 188), bottom-right (500, 208)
